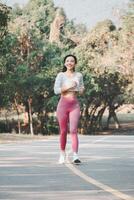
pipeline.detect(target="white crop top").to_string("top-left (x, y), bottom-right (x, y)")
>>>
top-left (54, 72), bottom-right (84, 95)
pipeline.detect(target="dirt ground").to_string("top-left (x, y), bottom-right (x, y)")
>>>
top-left (0, 133), bottom-right (50, 144)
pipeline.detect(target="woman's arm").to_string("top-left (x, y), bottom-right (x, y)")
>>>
top-left (54, 73), bottom-right (77, 94)
top-left (61, 81), bottom-right (77, 93)
top-left (54, 73), bottom-right (62, 95)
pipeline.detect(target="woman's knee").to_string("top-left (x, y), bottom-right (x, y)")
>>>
top-left (60, 128), bottom-right (67, 136)
top-left (70, 128), bottom-right (77, 135)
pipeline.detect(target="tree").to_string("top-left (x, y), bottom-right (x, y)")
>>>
top-left (75, 18), bottom-right (130, 133)
top-left (0, 3), bottom-right (11, 39)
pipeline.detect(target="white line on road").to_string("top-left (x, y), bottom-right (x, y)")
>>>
top-left (66, 136), bottom-right (134, 200)
top-left (66, 163), bottom-right (133, 200)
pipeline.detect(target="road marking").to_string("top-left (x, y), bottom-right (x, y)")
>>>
top-left (66, 163), bottom-right (133, 200)
top-left (66, 136), bottom-right (134, 200)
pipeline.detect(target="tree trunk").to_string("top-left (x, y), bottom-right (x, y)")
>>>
top-left (28, 98), bottom-right (34, 136)
top-left (81, 103), bottom-right (90, 134)
top-left (14, 98), bottom-right (21, 134)
top-left (107, 107), bottom-right (120, 129)
top-left (96, 106), bottom-right (106, 130)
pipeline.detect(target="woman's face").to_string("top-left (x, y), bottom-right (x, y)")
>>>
top-left (64, 56), bottom-right (76, 71)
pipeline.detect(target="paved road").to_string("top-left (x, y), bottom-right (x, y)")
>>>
top-left (0, 135), bottom-right (134, 200)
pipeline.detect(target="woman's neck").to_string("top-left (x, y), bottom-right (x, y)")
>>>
top-left (65, 70), bottom-right (75, 78)
top-left (66, 69), bottom-right (74, 74)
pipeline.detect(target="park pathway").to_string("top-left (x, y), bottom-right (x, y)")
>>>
top-left (0, 135), bottom-right (134, 200)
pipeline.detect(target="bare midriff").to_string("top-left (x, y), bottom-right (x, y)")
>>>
top-left (61, 91), bottom-right (78, 98)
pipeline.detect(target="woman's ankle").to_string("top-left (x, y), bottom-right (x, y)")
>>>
top-left (73, 152), bottom-right (79, 160)
top-left (59, 150), bottom-right (66, 164)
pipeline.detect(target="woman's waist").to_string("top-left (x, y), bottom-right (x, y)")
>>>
top-left (61, 91), bottom-right (78, 98)
top-left (60, 93), bottom-right (78, 103)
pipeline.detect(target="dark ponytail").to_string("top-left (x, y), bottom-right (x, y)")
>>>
top-left (62, 54), bottom-right (77, 72)
top-left (62, 65), bottom-right (67, 72)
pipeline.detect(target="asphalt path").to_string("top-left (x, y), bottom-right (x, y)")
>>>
top-left (0, 135), bottom-right (134, 200)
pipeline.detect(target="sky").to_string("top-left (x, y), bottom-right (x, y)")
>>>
top-left (2, 0), bottom-right (129, 29)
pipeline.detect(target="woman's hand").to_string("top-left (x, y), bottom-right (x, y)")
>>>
top-left (61, 81), bottom-right (77, 93)
top-left (69, 81), bottom-right (77, 89)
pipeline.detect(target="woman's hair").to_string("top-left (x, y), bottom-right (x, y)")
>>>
top-left (62, 54), bottom-right (77, 72)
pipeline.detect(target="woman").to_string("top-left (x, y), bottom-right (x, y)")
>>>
top-left (54, 55), bottom-right (85, 164)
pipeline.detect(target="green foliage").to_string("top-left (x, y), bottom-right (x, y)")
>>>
top-left (23, 0), bottom-right (56, 36)
top-left (0, 3), bottom-right (11, 39)
top-left (0, 0), bottom-right (133, 134)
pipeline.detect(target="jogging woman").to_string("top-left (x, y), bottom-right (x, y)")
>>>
top-left (54, 55), bottom-right (84, 164)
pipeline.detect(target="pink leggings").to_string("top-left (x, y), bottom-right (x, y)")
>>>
top-left (56, 96), bottom-right (80, 153)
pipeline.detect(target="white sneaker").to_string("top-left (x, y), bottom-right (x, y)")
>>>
top-left (73, 153), bottom-right (81, 164)
top-left (58, 152), bottom-right (66, 164)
